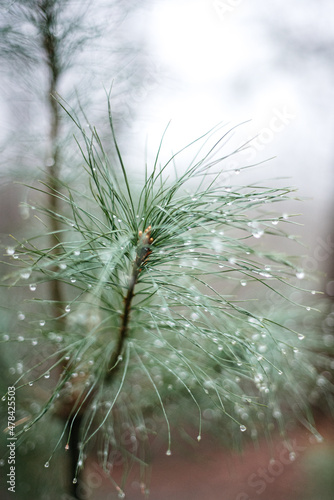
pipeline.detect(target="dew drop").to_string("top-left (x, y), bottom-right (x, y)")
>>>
top-left (19, 204), bottom-right (29, 220)
top-left (3, 334), bottom-right (9, 341)
top-left (296, 270), bottom-right (305, 280)
top-left (18, 312), bottom-right (25, 321)
top-left (298, 334), bottom-right (305, 340)
top-left (240, 280), bottom-right (247, 287)
top-left (70, 277), bottom-right (76, 283)
top-left (166, 449), bottom-right (172, 456)
top-left (29, 381), bottom-right (33, 387)
top-left (234, 169), bottom-right (240, 175)
top-left (29, 283), bottom-right (37, 291)
top-left (32, 339), bottom-right (38, 346)
top-left (21, 271), bottom-right (31, 280)
top-left (59, 263), bottom-right (67, 270)
top-left (78, 459), bottom-right (83, 467)
top-left (1, 396), bottom-right (6, 401)
top-left (74, 250), bottom-right (80, 256)
top-left (65, 444), bottom-right (69, 450)
top-left (240, 425), bottom-right (247, 432)
top-left (197, 435), bottom-right (201, 442)
top-left (46, 157), bottom-right (55, 166)
top-left (65, 305), bottom-right (71, 313)
top-left (18, 336), bottom-right (24, 342)
top-left (44, 462), bottom-right (49, 468)
top-left (289, 452), bottom-right (296, 462)
top-left (6, 247), bottom-right (15, 255)
top-left (277, 370), bottom-right (283, 375)
top-left (44, 372), bottom-right (50, 379)
top-left (72, 478), bottom-right (77, 484)
top-left (315, 433), bottom-right (324, 443)
top-left (0, 459), bottom-right (4, 466)
top-left (252, 230), bottom-right (264, 239)
top-left (39, 320), bottom-right (45, 326)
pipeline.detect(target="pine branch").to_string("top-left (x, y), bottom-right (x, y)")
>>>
top-left (2, 102), bottom-right (333, 496)
top-left (107, 226), bottom-right (153, 377)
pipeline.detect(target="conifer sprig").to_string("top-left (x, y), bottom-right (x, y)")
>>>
top-left (2, 104), bottom-right (333, 494)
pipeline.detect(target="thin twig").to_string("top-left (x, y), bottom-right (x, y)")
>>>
top-left (106, 225), bottom-right (153, 378)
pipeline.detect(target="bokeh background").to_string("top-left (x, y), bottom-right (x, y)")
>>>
top-left (0, 0), bottom-right (333, 499)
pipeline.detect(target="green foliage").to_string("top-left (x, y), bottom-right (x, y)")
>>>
top-left (1, 100), bottom-right (333, 496)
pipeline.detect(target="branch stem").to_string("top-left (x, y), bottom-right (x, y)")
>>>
top-left (107, 226), bottom-right (153, 378)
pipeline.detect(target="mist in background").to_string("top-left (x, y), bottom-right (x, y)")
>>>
top-left (0, 1), bottom-right (333, 499)
top-left (2, 0), bottom-right (333, 286)
top-left (129, 0), bottom-right (334, 290)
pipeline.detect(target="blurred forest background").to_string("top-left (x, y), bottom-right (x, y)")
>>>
top-left (0, 0), bottom-right (333, 499)
top-left (1, 0), bottom-right (334, 287)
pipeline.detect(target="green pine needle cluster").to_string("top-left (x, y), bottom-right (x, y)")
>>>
top-left (1, 100), bottom-right (333, 495)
